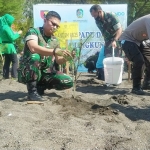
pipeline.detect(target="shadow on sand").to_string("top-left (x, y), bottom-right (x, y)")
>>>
top-left (111, 103), bottom-right (150, 121)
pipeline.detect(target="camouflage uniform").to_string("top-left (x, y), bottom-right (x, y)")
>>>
top-left (18, 27), bottom-right (73, 94)
top-left (95, 11), bottom-right (122, 56)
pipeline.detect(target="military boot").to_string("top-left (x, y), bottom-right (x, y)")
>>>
top-left (27, 81), bottom-right (45, 101)
top-left (37, 84), bottom-right (46, 95)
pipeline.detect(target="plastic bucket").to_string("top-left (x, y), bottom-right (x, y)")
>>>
top-left (103, 57), bottom-right (124, 84)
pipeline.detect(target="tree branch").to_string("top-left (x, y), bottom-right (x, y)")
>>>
top-left (134, 0), bottom-right (149, 19)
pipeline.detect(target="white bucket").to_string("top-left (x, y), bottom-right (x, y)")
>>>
top-left (103, 56), bottom-right (124, 85)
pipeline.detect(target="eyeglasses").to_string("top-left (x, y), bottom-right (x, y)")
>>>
top-left (47, 19), bottom-right (60, 29)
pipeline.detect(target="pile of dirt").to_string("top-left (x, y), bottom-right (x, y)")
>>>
top-left (54, 97), bottom-right (119, 119)
top-left (110, 94), bottom-right (129, 105)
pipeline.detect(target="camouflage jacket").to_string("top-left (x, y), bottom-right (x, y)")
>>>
top-left (95, 11), bottom-right (121, 42)
top-left (22, 27), bottom-right (60, 70)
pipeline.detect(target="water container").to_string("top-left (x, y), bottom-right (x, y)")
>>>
top-left (103, 56), bottom-right (124, 85)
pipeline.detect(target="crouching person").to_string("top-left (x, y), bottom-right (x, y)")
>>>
top-left (18, 11), bottom-right (73, 101)
top-left (84, 52), bottom-right (99, 73)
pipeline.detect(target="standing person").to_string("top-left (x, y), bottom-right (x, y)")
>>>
top-left (18, 11), bottom-right (73, 101)
top-left (0, 14), bottom-right (22, 79)
top-left (120, 15), bottom-right (150, 95)
top-left (90, 4), bottom-right (122, 57)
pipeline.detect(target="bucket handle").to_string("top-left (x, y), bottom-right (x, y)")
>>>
top-left (112, 47), bottom-right (115, 58)
top-left (112, 47), bottom-right (115, 63)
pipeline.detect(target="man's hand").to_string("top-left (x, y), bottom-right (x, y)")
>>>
top-left (55, 56), bottom-right (67, 64)
top-left (111, 40), bottom-right (117, 48)
top-left (55, 48), bottom-right (73, 61)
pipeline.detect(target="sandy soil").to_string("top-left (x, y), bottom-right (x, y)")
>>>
top-left (0, 73), bottom-right (150, 150)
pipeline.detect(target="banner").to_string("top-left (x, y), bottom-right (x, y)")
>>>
top-left (54, 22), bottom-right (79, 48)
top-left (33, 4), bottom-right (127, 72)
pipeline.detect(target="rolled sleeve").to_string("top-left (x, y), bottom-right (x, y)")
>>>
top-left (109, 12), bottom-right (121, 31)
top-left (113, 23), bottom-right (121, 31)
top-left (24, 28), bottom-right (39, 43)
top-left (25, 35), bottom-right (38, 42)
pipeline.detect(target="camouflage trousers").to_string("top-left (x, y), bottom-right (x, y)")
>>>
top-left (18, 53), bottom-right (73, 90)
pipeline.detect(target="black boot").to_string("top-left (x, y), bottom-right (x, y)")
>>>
top-left (27, 81), bottom-right (45, 101)
top-left (37, 84), bottom-right (46, 95)
top-left (131, 79), bottom-right (145, 95)
top-left (97, 68), bottom-right (104, 81)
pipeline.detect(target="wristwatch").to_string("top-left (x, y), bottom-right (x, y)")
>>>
top-left (53, 47), bottom-right (60, 56)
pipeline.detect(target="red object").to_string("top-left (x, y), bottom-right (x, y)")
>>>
top-left (40, 10), bottom-right (49, 19)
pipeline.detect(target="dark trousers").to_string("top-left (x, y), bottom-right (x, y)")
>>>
top-left (3, 54), bottom-right (18, 78)
top-left (122, 41), bottom-right (150, 88)
top-left (87, 61), bottom-right (95, 72)
top-left (97, 68), bottom-right (104, 81)
top-left (140, 44), bottom-right (150, 79)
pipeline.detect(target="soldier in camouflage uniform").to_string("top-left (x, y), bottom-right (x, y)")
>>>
top-left (90, 4), bottom-right (122, 56)
top-left (18, 11), bottom-right (73, 101)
